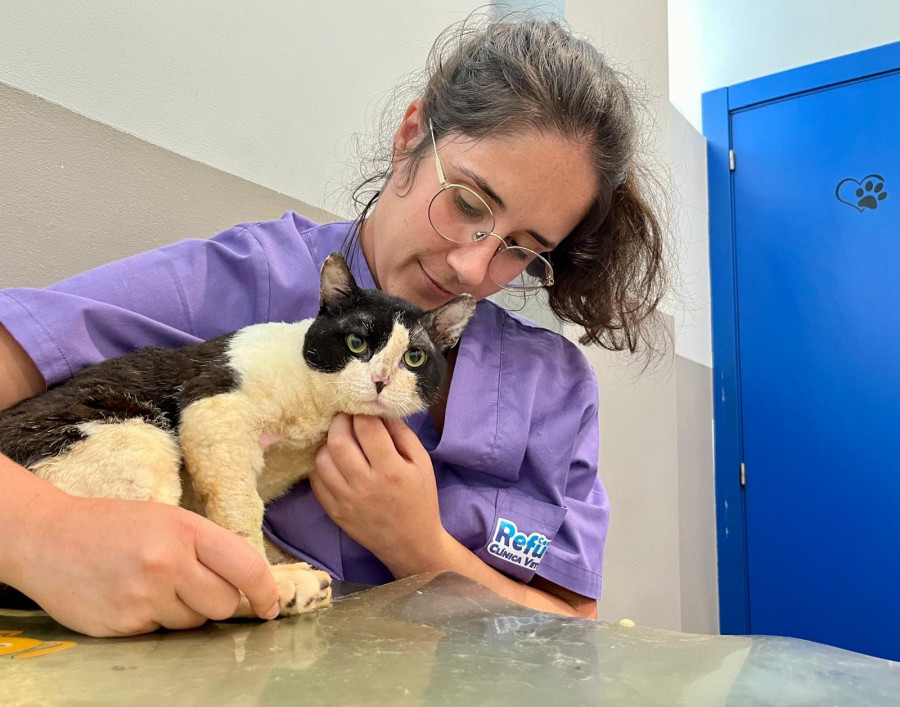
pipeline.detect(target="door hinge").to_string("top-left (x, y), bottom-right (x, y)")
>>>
top-left (740, 462), bottom-right (746, 487)
top-left (729, 149), bottom-right (736, 171)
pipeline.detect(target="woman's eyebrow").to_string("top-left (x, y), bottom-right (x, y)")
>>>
top-left (526, 230), bottom-right (556, 251)
top-left (457, 166), bottom-right (557, 250)
top-left (459, 166), bottom-right (506, 210)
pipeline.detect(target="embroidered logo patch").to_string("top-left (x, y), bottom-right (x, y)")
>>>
top-left (487, 518), bottom-right (550, 570)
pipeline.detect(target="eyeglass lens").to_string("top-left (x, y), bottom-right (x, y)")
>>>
top-left (428, 185), bottom-right (551, 290)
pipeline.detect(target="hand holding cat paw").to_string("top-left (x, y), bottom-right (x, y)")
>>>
top-left (14, 493), bottom-right (281, 636)
top-left (310, 413), bottom-right (451, 577)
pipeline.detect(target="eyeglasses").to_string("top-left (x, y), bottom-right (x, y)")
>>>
top-left (427, 122), bottom-right (555, 292)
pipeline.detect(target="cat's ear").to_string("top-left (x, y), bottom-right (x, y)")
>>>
top-left (319, 253), bottom-right (359, 313)
top-left (421, 294), bottom-right (476, 351)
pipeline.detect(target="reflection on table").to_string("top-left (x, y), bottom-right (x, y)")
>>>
top-left (4, 572), bottom-right (899, 705)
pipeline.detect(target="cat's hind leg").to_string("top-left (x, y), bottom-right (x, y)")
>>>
top-left (30, 418), bottom-right (182, 505)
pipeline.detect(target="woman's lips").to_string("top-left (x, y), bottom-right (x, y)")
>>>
top-left (419, 263), bottom-right (456, 298)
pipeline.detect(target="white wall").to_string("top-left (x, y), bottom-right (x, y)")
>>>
top-left (669, 0), bottom-right (900, 132)
top-left (0, 1), bottom-right (481, 216)
top-left (667, 105), bottom-right (710, 369)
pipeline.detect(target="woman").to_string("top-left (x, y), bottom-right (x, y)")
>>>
top-left (0, 17), bottom-right (666, 636)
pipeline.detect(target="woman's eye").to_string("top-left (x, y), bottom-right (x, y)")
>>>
top-left (454, 192), bottom-right (483, 218)
top-left (404, 348), bottom-right (427, 368)
top-left (345, 334), bottom-right (368, 354)
top-left (509, 246), bottom-right (532, 262)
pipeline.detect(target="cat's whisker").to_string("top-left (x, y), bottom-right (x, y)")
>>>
top-left (329, 390), bottom-right (357, 407)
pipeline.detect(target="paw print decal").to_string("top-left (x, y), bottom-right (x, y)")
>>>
top-left (836, 175), bottom-right (889, 212)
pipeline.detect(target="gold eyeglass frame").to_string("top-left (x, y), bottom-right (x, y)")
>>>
top-left (427, 121), bottom-right (555, 291)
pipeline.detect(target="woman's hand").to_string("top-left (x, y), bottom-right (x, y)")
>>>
top-left (309, 414), bottom-right (450, 577)
top-left (4, 467), bottom-right (281, 637)
top-left (309, 415), bottom-right (596, 618)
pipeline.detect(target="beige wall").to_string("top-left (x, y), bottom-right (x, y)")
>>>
top-left (676, 355), bottom-right (717, 634)
top-left (577, 331), bottom-right (681, 631)
top-left (0, 82), bottom-right (333, 290)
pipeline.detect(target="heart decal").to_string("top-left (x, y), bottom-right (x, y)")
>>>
top-left (836, 175), bottom-right (888, 212)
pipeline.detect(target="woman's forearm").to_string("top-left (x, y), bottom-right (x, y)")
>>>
top-left (0, 323), bottom-right (57, 584)
top-left (380, 532), bottom-right (597, 618)
top-left (0, 454), bottom-right (69, 587)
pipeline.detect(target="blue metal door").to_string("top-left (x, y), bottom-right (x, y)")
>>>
top-left (729, 66), bottom-right (899, 659)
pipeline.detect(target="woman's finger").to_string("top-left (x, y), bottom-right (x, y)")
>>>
top-left (352, 415), bottom-right (397, 464)
top-left (313, 443), bottom-right (352, 494)
top-left (309, 465), bottom-right (341, 517)
top-left (383, 417), bottom-right (426, 461)
top-left (327, 413), bottom-right (370, 474)
top-left (193, 520), bottom-right (279, 621)
top-left (155, 596), bottom-right (209, 631)
top-left (176, 560), bottom-right (242, 621)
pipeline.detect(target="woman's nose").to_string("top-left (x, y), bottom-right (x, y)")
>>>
top-left (445, 234), bottom-right (500, 288)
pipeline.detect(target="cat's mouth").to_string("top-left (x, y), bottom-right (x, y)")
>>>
top-left (356, 398), bottom-right (397, 416)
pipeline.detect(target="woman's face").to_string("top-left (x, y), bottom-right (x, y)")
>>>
top-left (360, 103), bottom-right (598, 310)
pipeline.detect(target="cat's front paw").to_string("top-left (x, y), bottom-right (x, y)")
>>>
top-left (231, 562), bottom-right (332, 620)
top-left (272, 563), bottom-right (332, 616)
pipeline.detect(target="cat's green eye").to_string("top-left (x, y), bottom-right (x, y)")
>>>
top-left (404, 348), bottom-right (427, 368)
top-left (346, 334), bottom-right (368, 354)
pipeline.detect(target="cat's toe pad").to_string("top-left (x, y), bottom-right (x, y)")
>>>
top-left (272, 564), bottom-right (332, 616)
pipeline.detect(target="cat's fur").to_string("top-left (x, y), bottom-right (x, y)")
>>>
top-left (0, 253), bottom-right (476, 617)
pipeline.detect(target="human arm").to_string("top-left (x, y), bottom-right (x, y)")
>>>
top-left (0, 215), bottom-right (325, 388)
top-left (310, 414), bottom-right (598, 618)
top-left (0, 454), bottom-right (282, 636)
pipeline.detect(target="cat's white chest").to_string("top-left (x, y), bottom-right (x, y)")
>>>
top-left (257, 422), bottom-right (331, 502)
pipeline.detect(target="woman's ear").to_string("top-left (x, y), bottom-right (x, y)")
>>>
top-left (392, 99), bottom-right (426, 164)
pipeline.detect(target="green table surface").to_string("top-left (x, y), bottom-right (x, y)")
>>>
top-left (3, 572), bottom-right (898, 705)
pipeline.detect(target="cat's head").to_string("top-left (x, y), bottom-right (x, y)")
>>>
top-left (303, 253), bottom-right (476, 418)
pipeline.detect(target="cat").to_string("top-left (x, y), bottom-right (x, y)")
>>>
top-left (0, 253), bottom-right (476, 618)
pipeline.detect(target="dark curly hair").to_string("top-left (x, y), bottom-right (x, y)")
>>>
top-left (348, 16), bottom-right (669, 352)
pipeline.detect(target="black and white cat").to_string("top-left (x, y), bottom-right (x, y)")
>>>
top-left (0, 253), bottom-right (476, 617)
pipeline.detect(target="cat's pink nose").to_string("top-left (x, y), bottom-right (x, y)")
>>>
top-left (373, 377), bottom-right (390, 394)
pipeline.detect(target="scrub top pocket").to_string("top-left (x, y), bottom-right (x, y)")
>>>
top-left (476, 489), bottom-right (567, 584)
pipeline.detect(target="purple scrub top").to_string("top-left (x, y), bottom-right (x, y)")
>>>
top-left (0, 212), bottom-right (609, 599)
